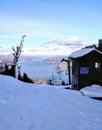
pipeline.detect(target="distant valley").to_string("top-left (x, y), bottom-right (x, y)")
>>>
top-left (0, 54), bottom-right (67, 66)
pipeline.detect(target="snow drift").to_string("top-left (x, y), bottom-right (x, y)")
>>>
top-left (80, 84), bottom-right (102, 98)
top-left (0, 75), bottom-right (102, 130)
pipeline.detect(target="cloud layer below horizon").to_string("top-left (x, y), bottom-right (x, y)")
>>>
top-left (0, 37), bottom-right (88, 56)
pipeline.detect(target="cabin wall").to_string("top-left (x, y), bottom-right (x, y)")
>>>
top-left (72, 51), bottom-right (102, 90)
top-left (72, 60), bottom-right (79, 89)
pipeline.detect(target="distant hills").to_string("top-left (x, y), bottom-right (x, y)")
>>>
top-left (0, 54), bottom-right (67, 66)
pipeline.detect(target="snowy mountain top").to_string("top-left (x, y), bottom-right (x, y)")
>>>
top-left (0, 75), bottom-right (102, 130)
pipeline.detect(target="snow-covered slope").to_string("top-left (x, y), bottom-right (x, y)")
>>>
top-left (0, 75), bottom-right (102, 130)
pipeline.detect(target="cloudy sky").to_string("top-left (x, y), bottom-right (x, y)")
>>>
top-left (0, 0), bottom-right (102, 55)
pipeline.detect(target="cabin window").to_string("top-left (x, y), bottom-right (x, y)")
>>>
top-left (95, 62), bottom-right (100, 69)
top-left (80, 67), bottom-right (89, 74)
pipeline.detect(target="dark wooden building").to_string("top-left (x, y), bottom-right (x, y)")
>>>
top-left (70, 48), bottom-right (102, 90)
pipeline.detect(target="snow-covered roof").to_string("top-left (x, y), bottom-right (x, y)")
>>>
top-left (70, 48), bottom-right (102, 59)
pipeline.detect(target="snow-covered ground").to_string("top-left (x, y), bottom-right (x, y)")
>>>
top-left (0, 75), bottom-right (102, 130)
top-left (80, 85), bottom-right (102, 98)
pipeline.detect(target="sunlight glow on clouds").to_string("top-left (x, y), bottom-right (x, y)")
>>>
top-left (16, 37), bottom-right (88, 56)
top-left (0, 36), bottom-right (87, 56)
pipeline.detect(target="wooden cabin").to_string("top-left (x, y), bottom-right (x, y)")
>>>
top-left (70, 48), bottom-right (102, 90)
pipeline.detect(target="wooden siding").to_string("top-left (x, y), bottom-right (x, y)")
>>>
top-left (72, 50), bottom-right (102, 89)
